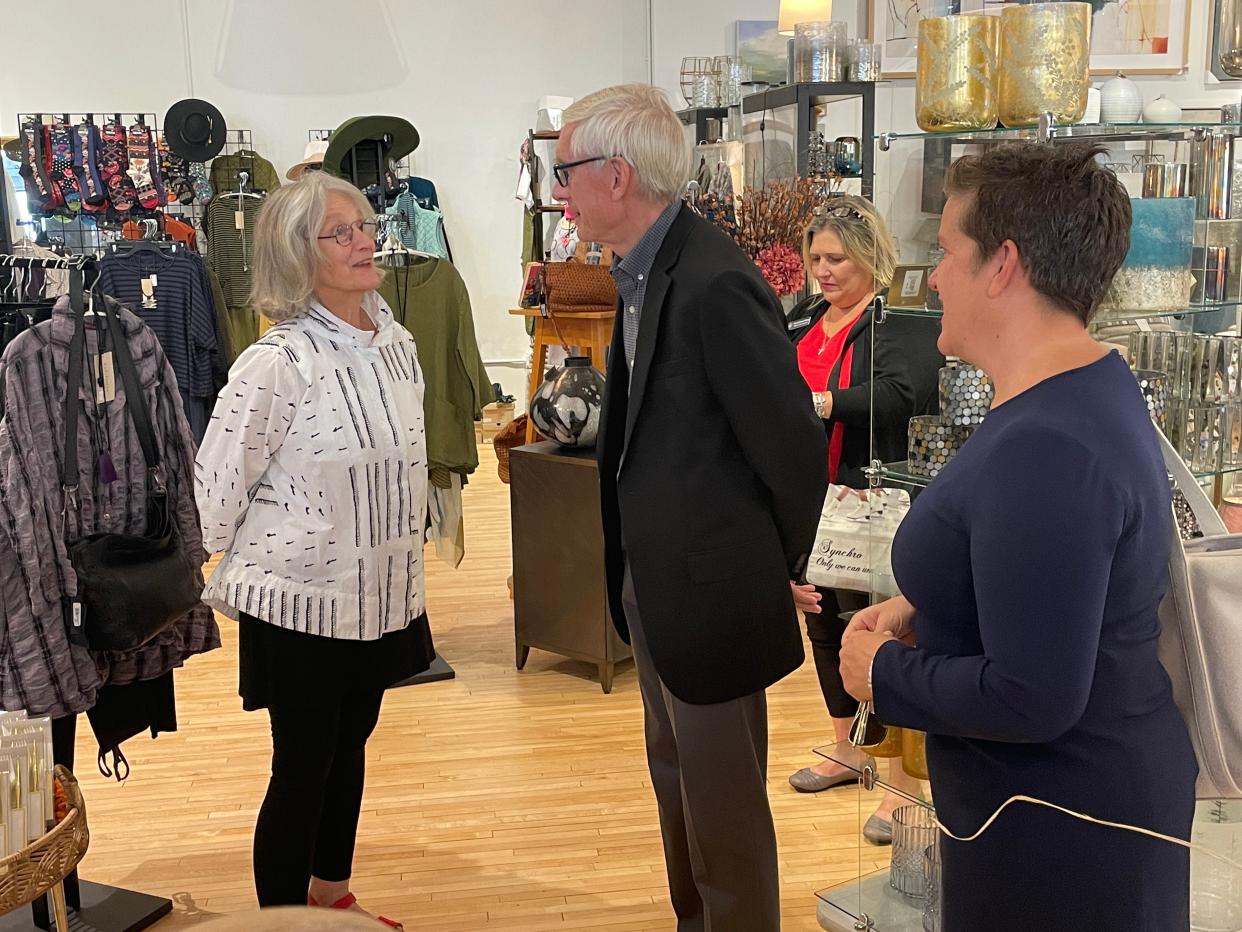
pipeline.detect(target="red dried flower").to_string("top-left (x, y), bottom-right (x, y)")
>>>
top-left (755, 243), bottom-right (805, 296)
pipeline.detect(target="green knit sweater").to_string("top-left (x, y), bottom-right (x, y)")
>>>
top-left (378, 260), bottom-right (492, 474)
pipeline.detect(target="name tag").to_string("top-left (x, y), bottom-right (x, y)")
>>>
top-left (788, 317), bottom-right (812, 330)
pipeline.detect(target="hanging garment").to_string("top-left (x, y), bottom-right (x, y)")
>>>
top-left (98, 248), bottom-right (221, 441)
top-left (208, 150), bottom-right (281, 196)
top-left (0, 296), bottom-right (220, 720)
top-left (428, 473), bottom-right (464, 568)
top-left (98, 119), bottom-right (137, 214)
top-left (126, 121), bottom-right (164, 210)
top-left (409, 176), bottom-right (440, 210)
top-left (203, 195), bottom-right (262, 310)
top-left (46, 121), bottom-right (83, 213)
top-left (71, 121), bottom-right (106, 210)
top-left (385, 190), bottom-right (449, 259)
top-left (18, 117), bottom-right (60, 214)
top-left (377, 259), bottom-right (492, 475)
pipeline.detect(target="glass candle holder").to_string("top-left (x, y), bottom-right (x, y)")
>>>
top-left (923, 839), bottom-right (943, 931)
top-left (847, 41), bottom-right (882, 81)
top-left (916, 14), bottom-right (1000, 132)
top-left (908, 416), bottom-right (974, 479)
top-left (794, 21), bottom-right (847, 83)
top-left (891, 805), bottom-right (939, 898)
top-left (998, 2), bottom-right (1092, 127)
top-left (1132, 369), bottom-right (1170, 430)
top-left (902, 729), bottom-right (930, 780)
top-left (938, 362), bottom-right (994, 426)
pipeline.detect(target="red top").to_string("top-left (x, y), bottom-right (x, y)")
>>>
top-left (797, 313), bottom-right (860, 483)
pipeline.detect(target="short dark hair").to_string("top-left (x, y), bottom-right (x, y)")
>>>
top-left (944, 143), bottom-right (1131, 325)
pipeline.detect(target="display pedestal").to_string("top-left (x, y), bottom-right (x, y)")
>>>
top-left (2, 881), bottom-right (171, 932)
top-left (510, 442), bottom-right (632, 693)
top-left (390, 652), bottom-right (456, 688)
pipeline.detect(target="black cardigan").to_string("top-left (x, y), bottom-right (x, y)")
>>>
top-left (787, 295), bottom-right (944, 488)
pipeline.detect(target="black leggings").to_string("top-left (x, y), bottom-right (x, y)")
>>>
top-left (804, 587), bottom-right (871, 720)
top-left (253, 689), bottom-right (385, 907)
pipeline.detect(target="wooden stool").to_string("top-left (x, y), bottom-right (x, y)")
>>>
top-left (510, 308), bottom-right (615, 444)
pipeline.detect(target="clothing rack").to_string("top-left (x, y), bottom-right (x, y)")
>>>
top-left (0, 248), bottom-right (173, 932)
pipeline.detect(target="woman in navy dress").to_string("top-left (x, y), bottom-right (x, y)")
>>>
top-left (839, 143), bottom-right (1196, 931)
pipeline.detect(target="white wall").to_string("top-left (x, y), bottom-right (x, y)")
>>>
top-left (0, 0), bottom-right (634, 406)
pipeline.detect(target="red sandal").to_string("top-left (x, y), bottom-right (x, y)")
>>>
top-left (308, 892), bottom-right (404, 930)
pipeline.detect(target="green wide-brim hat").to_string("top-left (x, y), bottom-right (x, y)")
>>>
top-left (322, 116), bottom-right (420, 177)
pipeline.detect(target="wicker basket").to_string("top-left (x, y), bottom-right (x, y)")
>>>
top-left (0, 765), bottom-right (90, 917)
top-left (543, 261), bottom-right (617, 314)
top-left (494, 415), bottom-right (528, 484)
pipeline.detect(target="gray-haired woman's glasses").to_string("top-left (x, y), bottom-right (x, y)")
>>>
top-left (316, 218), bottom-right (379, 246)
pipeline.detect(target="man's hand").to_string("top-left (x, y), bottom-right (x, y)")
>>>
top-left (791, 582), bottom-right (822, 614)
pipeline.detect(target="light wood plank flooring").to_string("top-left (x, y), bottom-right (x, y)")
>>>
top-left (67, 445), bottom-right (891, 930)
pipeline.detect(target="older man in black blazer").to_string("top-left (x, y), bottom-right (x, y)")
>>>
top-left (552, 85), bottom-right (828, 931)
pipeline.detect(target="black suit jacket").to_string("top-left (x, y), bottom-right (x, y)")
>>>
top-left (597, 206), bottom-right (828, 705)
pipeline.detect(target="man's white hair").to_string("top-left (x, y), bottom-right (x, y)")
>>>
top-left (563, 84), bottom-right (692, 205)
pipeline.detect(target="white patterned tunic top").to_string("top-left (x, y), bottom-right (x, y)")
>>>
top-left (195, 294), bottom-right (427, 640)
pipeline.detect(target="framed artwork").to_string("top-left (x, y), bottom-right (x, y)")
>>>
top-left (733, 20), bottom-right (788, 87)
top-left (518, 261), bottom-right (544, 309)
top-left (888, 264), bottom-right (932, 307)
top-left (869, 0), bottom-right (1191, 79)
top-left (1211, 0), bottom-right (1242, 82)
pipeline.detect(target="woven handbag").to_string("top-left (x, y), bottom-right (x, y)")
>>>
top-left (494, 415), bottom-right (528, 484)
top-left (543, 261), bottom-right (617, 313)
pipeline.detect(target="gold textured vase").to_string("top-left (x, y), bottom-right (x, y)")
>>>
top-left (901, 729), bottom-right (930, 780)
top-left (916, 14), bottom-right (1000, 133)
top-left (998, 2), bottom-right (1092, 127)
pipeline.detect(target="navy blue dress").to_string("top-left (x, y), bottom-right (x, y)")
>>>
top-left (872, 351), bottom-right (1196, 931)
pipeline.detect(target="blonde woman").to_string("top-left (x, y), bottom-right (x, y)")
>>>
top-left (196, 172), bottom-right (430, 928)
top-left (785, 196), bottom-right (942, 842)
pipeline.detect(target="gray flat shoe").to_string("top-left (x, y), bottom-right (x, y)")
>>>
top-left (788, 757), bottom-right (875, 793)
top-left (863, 814), bottom-right (893, 845)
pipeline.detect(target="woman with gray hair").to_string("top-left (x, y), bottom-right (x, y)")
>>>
top-left (195, 171), bottom-right (430, 929)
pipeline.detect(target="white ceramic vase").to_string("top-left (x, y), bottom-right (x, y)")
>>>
top-left (1143, 94), bottom-right (1182, 123)
top-left (1100, 73), bottom-right (1143, 123)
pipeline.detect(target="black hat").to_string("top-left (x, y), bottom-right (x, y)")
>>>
top-left (164, 99), bottom-right (227, 162)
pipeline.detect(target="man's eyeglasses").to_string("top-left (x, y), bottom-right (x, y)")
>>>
top-left (316, 218), bottom-right (379, 247)
top-left (553, 156), bottom-right (608, 187)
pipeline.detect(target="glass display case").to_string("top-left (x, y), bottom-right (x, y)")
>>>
top-left (811, 116), bottom-right (1242, 930)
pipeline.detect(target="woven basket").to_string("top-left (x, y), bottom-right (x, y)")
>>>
top-left (0, 765), bottom-right (90, 917)
top-left (544, 261), bottom-right (616, 313)
top-left (494, 415), bottom-right (528, 484)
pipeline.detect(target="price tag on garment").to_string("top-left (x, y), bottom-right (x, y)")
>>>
top-left (140, 277), bottom-right (157, 309)
top-left (96, 352), bottom-right (117, 404)
top-left (1136, 318), bottom-right (1154, 333)
top-left (234, 210), bottom-right (245, 231)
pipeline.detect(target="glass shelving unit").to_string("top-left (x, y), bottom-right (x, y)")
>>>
top-left (812, 743), bottom-right (935, 932)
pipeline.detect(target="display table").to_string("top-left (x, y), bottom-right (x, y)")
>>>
top-left (509, 442), bottom-right (632, 693)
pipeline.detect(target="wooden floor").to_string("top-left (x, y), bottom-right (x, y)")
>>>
top-left (68, 444), bottom-right (892, 931)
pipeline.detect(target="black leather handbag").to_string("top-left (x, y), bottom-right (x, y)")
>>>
top-left (61, 272), bottom-right (202, 651)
